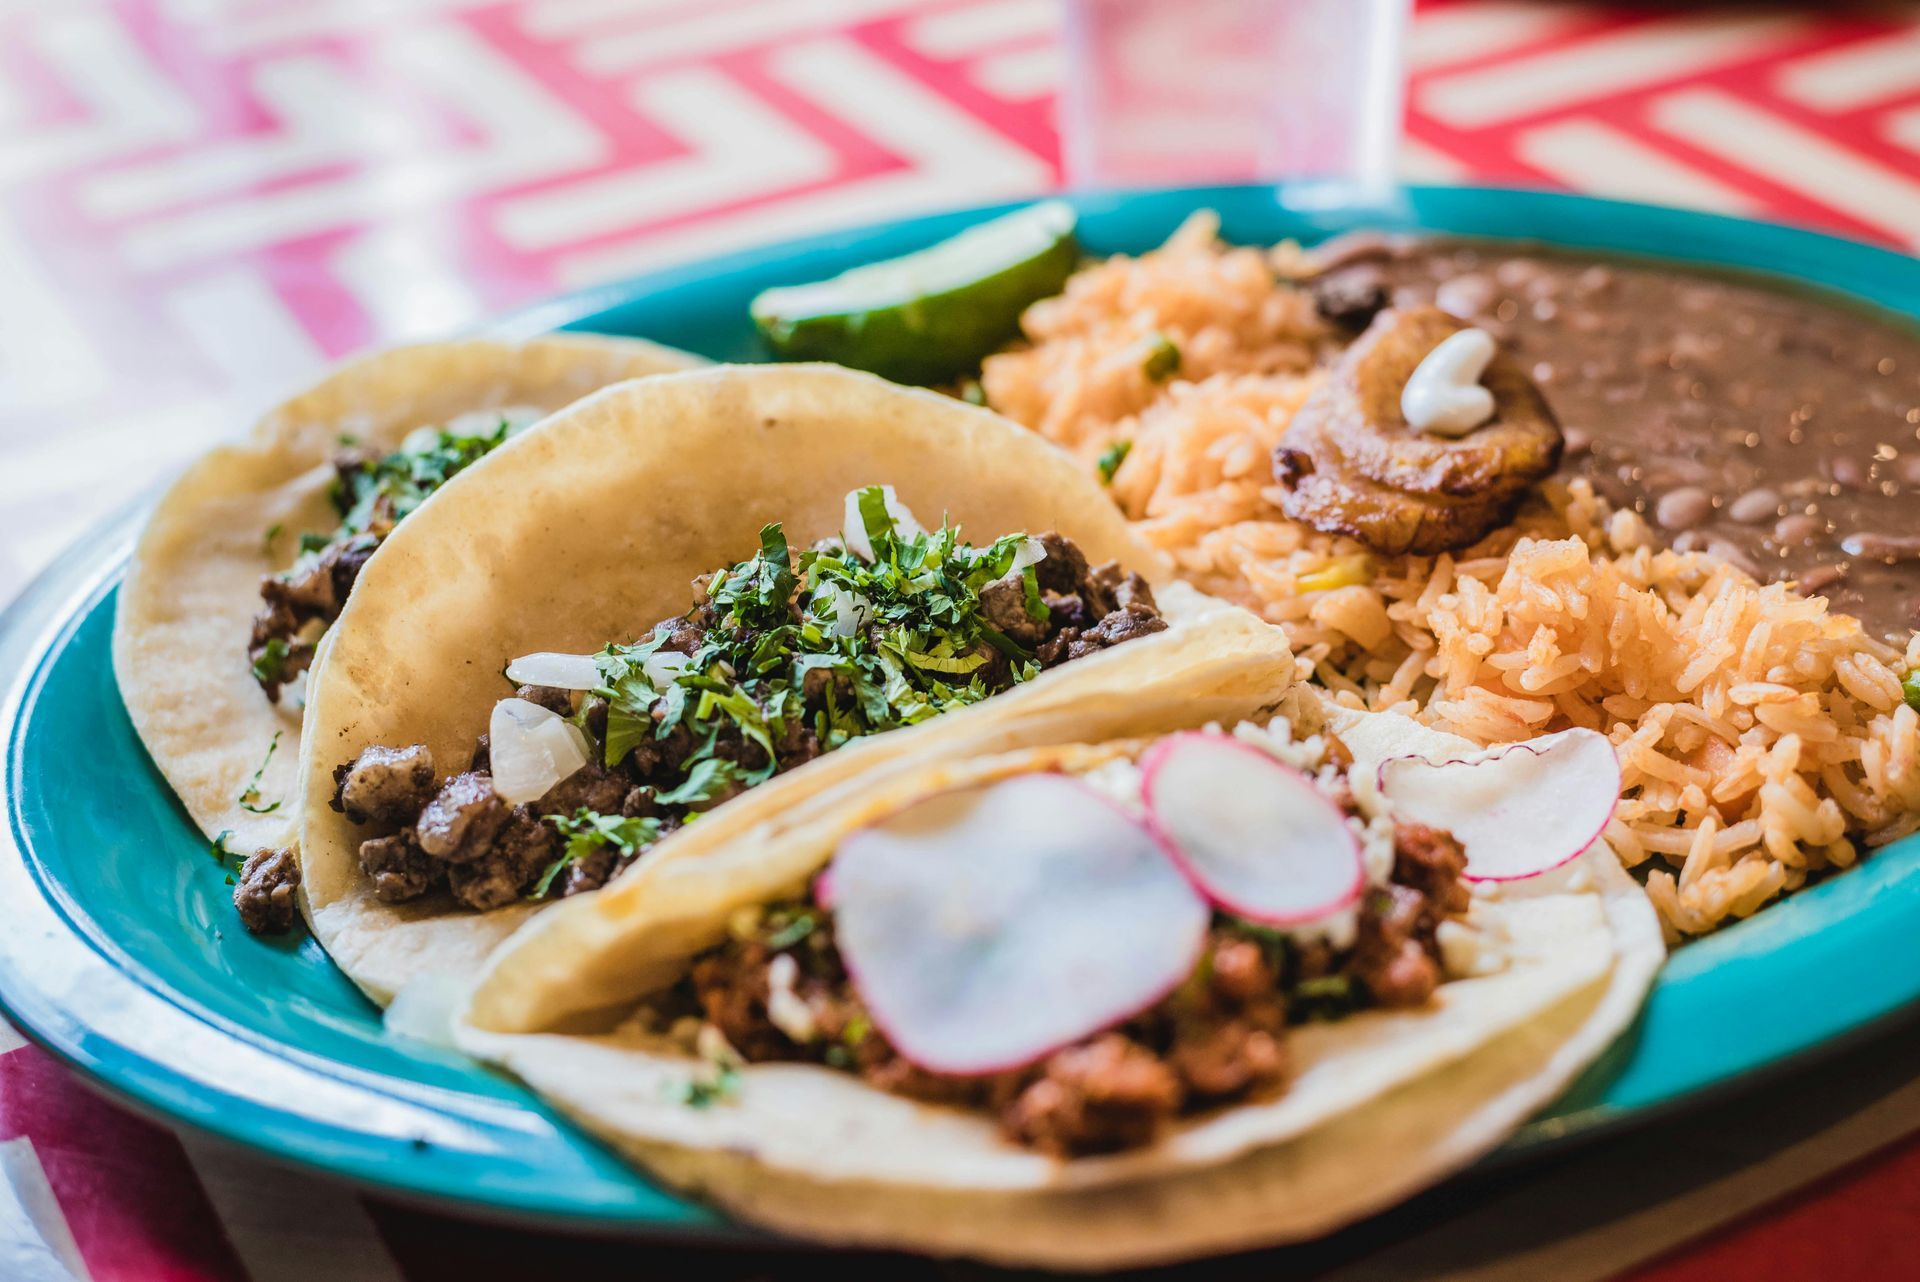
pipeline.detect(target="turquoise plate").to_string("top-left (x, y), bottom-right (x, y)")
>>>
top-left (5, 185), bottom-right (1920, 1231)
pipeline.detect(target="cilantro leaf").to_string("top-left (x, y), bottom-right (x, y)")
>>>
top-left (251, 637), bottom-right (291, 686)
top-left (1097, 439), bottom-right (1133, 484)
top-left (654, 757), bottom-right (749, 807)
top-left (532, 808), bottom-right (662, 899)
top-left (237, 731), bottom-right (282, 814)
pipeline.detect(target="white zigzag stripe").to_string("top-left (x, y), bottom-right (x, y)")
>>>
top-left (573, 0), bottom-right (924, 73)
top-left (905, 0), bottom-right (1053, 58)
top-left (1516, 117), bottom-right (1756, 214)
top-left (1420, 12), bottom-right (1806, 128)
top-left (0, 1138), bottom-right (92, 1282)
top-left (1774, 27), bottom-right (1920, 111)
top-left (115, 23), bottom-right (606, 270)
top-left (0, 209), bottom-right (111, 419)
top-left (78, 54), bottom-right (436, 220)
top-left (1651, 88), bottom-right (1920, 246)
top-left (555, 34), bottom-right (1050, 285)
top-left (494, 64), bottom-right (837, 252)
top-left (0, 11), bottom-right (198, 185)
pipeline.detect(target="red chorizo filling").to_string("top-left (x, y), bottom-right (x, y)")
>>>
top-left (674, 818), bottom-right (1468, 1157)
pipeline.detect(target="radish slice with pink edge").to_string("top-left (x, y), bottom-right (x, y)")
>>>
top-left (830, 774), bottom-right (1210, 1077)
top-left (1376, 728), bottom-right (1621, 881)
top-left (1141, 732), bottom-right (1364, 926)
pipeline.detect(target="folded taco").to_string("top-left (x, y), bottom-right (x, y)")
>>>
top-left (115, 335), bottom-right (702, 857)
top-left (293, 363), bottom-right (1284, 1000)
top-left (455, 672), bottom-right (1660, 1267)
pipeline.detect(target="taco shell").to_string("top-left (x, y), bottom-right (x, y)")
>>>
top-left (115, 335), bottom-right (701, 852)
top-left (295, 363), bottom-right (1294, 1005)
top-left (455, 690), bottom-right (1662, 1266)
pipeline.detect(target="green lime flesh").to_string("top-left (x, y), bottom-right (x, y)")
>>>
top-left (750, 201), bottom-right (1080, 386)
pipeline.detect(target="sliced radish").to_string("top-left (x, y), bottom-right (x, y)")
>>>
top-left (831, 774), bottom-right (1209, 1076)
top-left (1141, 732), bottom-right (1364, 926)
top-left (504, 651), bottom-right (601, 690)
top-left (489, 697), bottom-right (592, 804)
top-left (1376, 728), bottom-right (1620, 881)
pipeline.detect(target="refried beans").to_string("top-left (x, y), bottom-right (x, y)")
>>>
top-left (1310, 236), bottom-right (1920, 640)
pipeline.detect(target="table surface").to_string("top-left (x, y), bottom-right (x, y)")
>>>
top-left (5, 2), bottom-right (1920, 1278)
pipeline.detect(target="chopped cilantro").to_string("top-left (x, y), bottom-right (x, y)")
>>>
top-left (668, 1062), bottom-right (741, 1109)
top-left (1140, 332), bottom-right (1181, 382)
top-left (1291, 974), bottom-right (1361, 1022)
top-left (282, 416), bottom-right (524, 592)
top-left (593, 634), bottom-right (672, 767)
top-left (589, 492), bottom-right (1052, 824)
top-left (330, 418), bottom-right (513, 539)
top-left (763, 910), bottom-right (818, 950)
top-left (250, 637), bottom-right (291, 686)
top-left (237, 732), bottom-right (282, 814)
top-left (1904, 669), bottom-right (1920, 713)
top-left (532, 808), bottom-right (662, 899)
top-left (208, 832), bottom-right (243, 882)
top-left (654, 757), bottom-right (749, 807)
top-left (1097, 439), bottom-right (1133, 484)
top-left (262, 523), bottom-right (282, 555)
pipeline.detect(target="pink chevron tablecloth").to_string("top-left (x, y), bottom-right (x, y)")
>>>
top-left (5, 2), bottom-right (1920, 1278)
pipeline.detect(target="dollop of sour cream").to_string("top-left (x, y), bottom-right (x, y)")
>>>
top-left (1401, 327), bottom-right (1498, 436)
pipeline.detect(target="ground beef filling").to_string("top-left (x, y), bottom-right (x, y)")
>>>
top-left (330, 531), bottom-right (1165, 912)
top-left (680, 820), bottom-right (1468, 1157)
top-left (249, 450), bottom-right (390, 702)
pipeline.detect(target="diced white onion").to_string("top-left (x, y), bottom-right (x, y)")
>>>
top-left (842, 486), bottom-right (926, 561)
top-left (488, 697), bottom-right (592, 804)
top-left (1009, 535), bottom-right (1048, 576)
top-left (643, 649), bottom-right (692, 689)
top-left (399, 425), bottom-right (444, 455)
top-left (504, 651), bottom-right (602, 690)
top-left (817, 581), bottom-right (876, 638)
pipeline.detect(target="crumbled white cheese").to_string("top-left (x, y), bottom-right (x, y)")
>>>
top-left (1229, 716), bottom-right (1330, 775)
top-left (1438, 920), bottom-right (1493, 978)
top-left (1080, 756), bottom-right (1147, 815)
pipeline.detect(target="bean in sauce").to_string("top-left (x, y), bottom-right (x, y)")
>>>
top-left (1320, 238), bottom-right (1920, 639)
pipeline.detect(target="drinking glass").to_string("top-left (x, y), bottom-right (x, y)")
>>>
top-left (1058, 0), bottom-right (1412, 191)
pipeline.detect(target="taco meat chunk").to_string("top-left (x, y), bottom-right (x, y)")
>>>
top-left (326, 496), bottom-right (1165, 913)
top-left (250, 416), bottom-right (524, 701)
top-left (233, 846), bottom-right (301, 935)
top-left (331, 744), bottom-right (436, 826)
top-left (664, 786), bottom-right (1468, 1157)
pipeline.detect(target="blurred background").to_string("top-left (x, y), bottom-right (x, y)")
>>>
top-left (4, 0), bottom-right (1920, 607)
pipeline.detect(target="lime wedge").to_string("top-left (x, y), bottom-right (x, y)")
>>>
top-left (751, 201), bottom-right (1079, 385)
